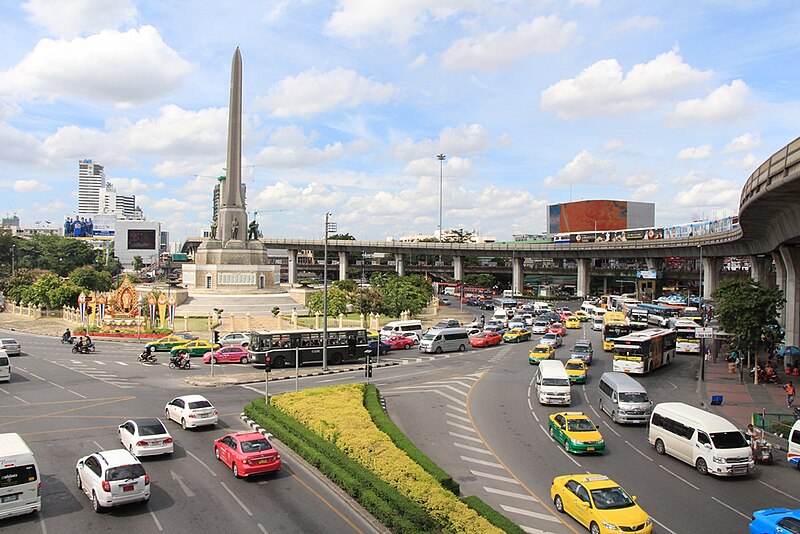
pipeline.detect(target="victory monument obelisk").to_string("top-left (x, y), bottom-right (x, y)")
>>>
top-left (182, 48), bottom-right (279, 293)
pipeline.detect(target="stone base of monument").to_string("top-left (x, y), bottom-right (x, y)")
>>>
top-left (183, 239), bottom-right (282, 294)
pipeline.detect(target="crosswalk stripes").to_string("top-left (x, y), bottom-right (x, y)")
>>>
top-left (47, 359), bottom-right (140, 389)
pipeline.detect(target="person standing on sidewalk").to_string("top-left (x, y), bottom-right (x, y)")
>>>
top-left (784, 381), bottom-right (795, 408)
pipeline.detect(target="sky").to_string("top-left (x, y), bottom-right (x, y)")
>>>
top-left (1, 0), bottom-right (799, 245)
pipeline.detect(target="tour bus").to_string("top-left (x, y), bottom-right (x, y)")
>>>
top-left (638, 303), bottom-right (680, 327)
top-left (0, 433), bottom-right (41, 519)
top-left (248, 328), bottom-right (368, 368)
top-left (612, 328), bottom-right (677, 374)
top-left (602, 311), bottom-right (631, 351)
top-left (674, 319), bottom-right (701, 354)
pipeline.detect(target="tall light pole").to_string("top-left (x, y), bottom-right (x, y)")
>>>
top-left (322, 212), bottom-right (337, 371)
top-left (11, 244), bottom-right (15, 276)
top-left (437, 154), bottom-right (446, 240)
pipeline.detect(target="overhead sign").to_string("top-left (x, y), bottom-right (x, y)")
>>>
top-left (696, 327), bottom-right (714, 338)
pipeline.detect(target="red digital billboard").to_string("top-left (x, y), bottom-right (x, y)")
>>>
top-left (548, 200), bottom-right (629, 233)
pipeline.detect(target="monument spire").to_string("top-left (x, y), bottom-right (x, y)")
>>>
top-left (217, 47), bottom-right (247, 243)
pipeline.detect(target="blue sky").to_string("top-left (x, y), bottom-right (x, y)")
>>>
top-left (1, 0), bottom-right (799, 244)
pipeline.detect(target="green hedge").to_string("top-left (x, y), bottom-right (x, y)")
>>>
top-left (244, 398), bottom-right (438, 534)
top-left (461, 496), bottom-right (526, 534)
top-left (364, 384), bottom-right (459, 494)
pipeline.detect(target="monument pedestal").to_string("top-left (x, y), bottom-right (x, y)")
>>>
top-left (182, 239), bottom-right (281, 294)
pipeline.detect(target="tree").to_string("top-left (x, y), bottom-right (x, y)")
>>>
top-left (464, 274), bottom-right (495, 288)
top-left (132, 256), bottom-right (144, 271)
top-left (307, 287), bottom-right (350, 315)
top-left (69, 266), bottom-right (113, 292)
top-left (25, 273), bottom-right (66, 310)
top-left (333, 279), bottom-right (357, 292)
top-left (712, 278), bottom-right (784, 381)
top-left (13, 235), bottom-right (95, 276)
top-left (328, 233), bottom-right (356, 240)
top-left (379, 275), bottom-right (430, 316)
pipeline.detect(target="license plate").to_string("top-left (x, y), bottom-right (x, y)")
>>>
top-left (259, 458), bottom-right (273, 464)
top-left (199, 413), bottom-right (210, 418)
top-left (623, 370), bottom-right (630, 373)
top-left (587, 447), bottom-right (595, 451)
top-left (122, 484), bottom-right (134, 492)
top-left (1, 494), bottom-right (18, 503)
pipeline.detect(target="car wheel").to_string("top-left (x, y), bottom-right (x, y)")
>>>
top-left (655, 438), bottom-right (666, 455)
top-left (75, 470), bottom-right (82, 490)
top-left (211, 357), bottom-right (218, 364)
top-left (598, 398), bottom-right (603, 414)
top-left (696, 458), bottom-right (708, 475)
top-left (590, 522), bottom-right (601, 534)
top-left (240, 356), bottom-right (249, 364)
top-left (564, 440), bottom-right (571, 453)
top-left (548, 425), bottom-right (555, 439)
top-left (435, 347), bottom-right (443, 354)
top-left (165, 408), bottom-right (172, 421)
top-left (181, 418), bottom-right (187, 430)
top-left (330, 353), bottom-right (343, 365)
top-left (214, 447), bottom-right (221, 461)
top-left (233, 463), bottom-right (241, 479)
top-left (92, 491), bottom-right (104, 513)
top-left (611, 410), bottom-right (617, 423)
top-left (554, 495), bottom-right (564, 513)
top-left (273, 356), bottom-right (286, 368)
top-left (459, 344), bottom-right (466, 352)
top-left (404, 344), bottom-right (411, 350)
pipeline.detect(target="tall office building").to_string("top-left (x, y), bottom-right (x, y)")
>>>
top-left (78, 159), bottom-right (105, 214)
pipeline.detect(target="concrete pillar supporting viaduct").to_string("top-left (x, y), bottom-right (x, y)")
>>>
top-left (453, 256), bottom-right (464, 281)
top-left (779, 246), bottom-right (800, 347)
top-left (394, 253), bottom-right (405, 277)
top-left (576, 258), bottom-right (591, 298)
top-left (287, 249), bottom-right (298, 285)
top-left (702, 257), bottom-right (724, 301)
top-left (750, 255), bottom-right (773, 287)
top-left (338, 251), bottom-right (349, 281)
top-left (512, 257), bottom-right (524, 295)
top-left (774, 251), bottom-right (787, 327)
top-left (645, 258), bottom-right (663, 271)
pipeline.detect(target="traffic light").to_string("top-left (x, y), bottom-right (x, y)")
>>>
top-left (264, 355), bottom-right (272, 373)
top-left (365, 354), bottom-right (372, 378)
top-left (212, 331), bottom-right (219, 345)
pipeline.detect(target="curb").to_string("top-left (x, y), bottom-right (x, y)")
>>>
top-left (185, 361), bottom-right (401, 387)
top-left (240, 413), bottom-right (274, 439)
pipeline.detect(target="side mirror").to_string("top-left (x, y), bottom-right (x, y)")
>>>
top-left (703, 443), bottom-right (712, 449)
top-left (632, 496), bottom-right (637, 501)
top-left (560, 424), bottom-right (566, 430)
top-left (595, 425), bottom-right (600, 430)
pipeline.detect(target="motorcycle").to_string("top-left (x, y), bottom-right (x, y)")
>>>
top-left (169, 353), bottom-right (191, 370)
top-left (71, 344), bottom-right (91, 354)
top-left (61, 334), bottom-right (74, 344)
top-left (137, 350), bottom-right (158, 364)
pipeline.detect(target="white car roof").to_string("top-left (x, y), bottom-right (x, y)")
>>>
top-left (97, 449), bottom-right (140, 467)
top-left (175, 394), bottom-right (211, 403)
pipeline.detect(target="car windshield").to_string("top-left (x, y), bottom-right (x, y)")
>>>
top-left (543, 334), bottom-right (556, 339)
top-left (542, 378), bottom-right (570, 387)
top-left (619, 392), bottom-right (649, 403)
top-left (138, 423), bottom-right (166, 436)
top-left (565, 362), bottom-right (584, 370)
top-left (590, 486), bottom-right (635, 510)
top-left (533, 347), bottom-right (549, 354)
top-left (422, 333), bottom-right (437, 341)
top-left (241, 438), bottom-right (273, 453)
top-left (534, 322), bottom-right (547, 327)
top-left (188, 400), bottom-right (212, 409)
top-left (106, 463), bottom-right (146, 481)
top-left (475, 333), bottom-right (488, 338)
top-left (567, 419), bottom-right (595, 432)
top-left (710, 431), bottom-right (748, 449)
top-left (573, 344), bottom-right (590, 352)
top-left (1, 339), bottom-right (16, 344)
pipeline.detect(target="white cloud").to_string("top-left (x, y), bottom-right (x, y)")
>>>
top-left (123, 105), bottom-right (227, 156)
top-left (540, 49), bottom-right (713, 118)
top-left (570, 0), bottom-right (601, 6)
top-left (672, 170), bottom-right (713, 185)
top-left (0, 124), bottom-right (41, 164)
top-left (671, 79), bottom-right (750, 123)
top-left (544, 150), bottom-right (614, 186)
top-left (106, 177), bottom-right (155, 193)
top-left (390, 123), bottom-right (493, 160)
top-left (672, 178), bottom-right (740, 207)
top-left (724, 132), bottom-right (761, 153)
top-left (0, 26), bottom-right (191, 107)
top-left (408, 53), bottom-right (428, 70)
top-left (22, 0), bottom-right (138, 38)
top-left (252, 125), bottom-right (345, 168)
top-left (257, 67), bottom-right (394, 118)
top-left (603, 138), bottom-right (623, 152)
top-left (14, 179), bottom-right (51, 193)
top-left (676, 144), bottom-right (712, 160)
top-left (630, 182), bottom-right (661, 200)
top-left (441, 16), bottom-right (579, 71)
top-left (403, 156), bottom-right (471, 178)
top-left (254, 180), bottom-right (348, 210)
top-left (725, 153), bottom-right (760, 169)
top-left (611, 15), bottom-right (660, 34)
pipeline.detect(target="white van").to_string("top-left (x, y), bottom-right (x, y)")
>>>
top-left (419, 327), bottom-right (469, 354)
top-left (533, 302), bottom-right (551, 314)
top-left (0, 433), bottom-right (41, 519)
top-left (788, 420), bottom-right (800, 469)
top-left (0, 350), bottom-right (9, 383)
top-left (380, 320), bottom-right (423, 340)
top-left (597, 372), bottom-right (652, 424)
top-left (580, 302), bottom-right (596, 314)
top-left (534, 360), bottom-right (571, 405)
top-left (648, 402), bottom-right (754, 476)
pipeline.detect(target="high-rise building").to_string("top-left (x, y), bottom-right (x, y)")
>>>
top-left (78, 159), bottom-right (105, 214)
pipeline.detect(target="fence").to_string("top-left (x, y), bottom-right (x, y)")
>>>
top-left (752, 412), bottom-right (796, 438)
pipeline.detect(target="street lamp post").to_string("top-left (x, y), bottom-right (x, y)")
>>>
top-left (322, 212), bottom-right (337, 371)
top-left (11, 244), bottom-right (15, 276)
top-left (437, 154), bottom-right (446, 239)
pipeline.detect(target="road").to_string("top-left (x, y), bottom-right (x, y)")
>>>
top-left (0, 330), bottom-right (382, 534)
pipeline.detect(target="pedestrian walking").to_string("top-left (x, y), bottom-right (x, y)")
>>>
top-left (784, 381), bottom-right (795, 408)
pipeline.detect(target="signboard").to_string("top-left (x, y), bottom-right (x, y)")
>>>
top-left (696, 328), bottom-right (714, 339)
top-left (636, 269), bottom-right (659, 280)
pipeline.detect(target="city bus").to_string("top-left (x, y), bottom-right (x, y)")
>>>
top-left (628, 307), bottom-right (649, 330)
top-left (674, 319), bottom-right (701, 354)
top-left (678, 307), bottom-right (703, 324)
top-left (638, 303), bottom-right (680, 327)
top-left (602, 311), bottom-right (631, 352)
top-left (247, 327), bottom-right (368, 368)
top-left (612, 328), bottom-right (677, 375)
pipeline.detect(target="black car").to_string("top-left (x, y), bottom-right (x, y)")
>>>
top-left (433, 319), bottom-right (460, 329)
top-left (366, 340), bottom-right (391, 356)
top-left (479, 300), bottom-right (495, 310)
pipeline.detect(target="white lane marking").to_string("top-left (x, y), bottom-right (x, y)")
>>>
top-left (453, 442), bottom-right (493, 455)
top-left (658, 465), bottom-right (699, 490)
top-left (582, 384), bottom-right (586, 393)
top-left (93, 361), bottom-right (106, 366)
top-left (470, 470), bottom-right (519, 484)
top-left (170, 470), bottom-right (196, 497)
top-left (650, 516), bottom-right (679, 534)
top-left (29, 372), bottom-right (45, 380)
top-left (396, 384), bottom-right (468, 397)
top-left (446, 404), bottom-right (468, 414)
top-left (540, 424), bottom-right (581, 467)
top-left (92, 441), bottom-right (104, 450)
top-left (46, 380), bottom-right (65, 389)
top-left (13, 395), bottom-right (29, 404)
top-left (446, 412), bottom-right (471, 423)
top-left (527, 395), bottom-right (533, 411)
top-left (220, 481), bottom-right (253, 516)
top-left (460, 455), bottom-right (504, 469)
top-left (425, 380), bottom-right (474, 389)
top-left (711, 496), bottom-right (751, 519)
top-left (449, 431), bottom-right (482, 443)
top-left (759, 480), bottom-right (800, 503)
top-left (500, 505), bottom-right (560, 523)
top-left (68, 390), bottom-right (87, 398)
top-left (318, 376), bottom-right (350, 383)
top-left (484, 487), bottom-right (537, 501)
top-left (666, 380), bottom-right (678, 390)
top-left (257, 524), bottom-right (268, 534)
top-left (520, 525), bottom-right (559, 534)
top-left (149, 510), bottom-right (164, 531)
top-left (0, 386), bottom-right (9, 395)
top-left (186, 450), bottom-right (217, 477)
top-left (116, 362), bottom-right (129, 366)
top-left (625, 440), bottom-right (652, 461)
top-left (40, 516), bottom-right (47, 534)
top-left (446, 421), bottom-right (475, 432)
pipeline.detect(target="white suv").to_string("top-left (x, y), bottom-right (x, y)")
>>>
top-left (76, 449), bottom-right (150, 513)
top-left (219, 332), bottom-right (250, 347)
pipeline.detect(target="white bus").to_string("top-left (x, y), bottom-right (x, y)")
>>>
top-left (612, 328), bottom-right (676, 375)
top-left (674, 319), bottom-right (701, 354)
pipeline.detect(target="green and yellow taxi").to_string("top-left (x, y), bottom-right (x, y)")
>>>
top-left (145, 335), bottom-right (190, 352)
top-left (548, 412), bottom-right (604, 454)
top-left (529, 344), bottom-right (555, 364)
top-left (574, 310), bottom-right (589, 322)
top-left (565, 359), bottom-right (588, 383)
top-left (503, 327), bottom-right (532, 343)
top-left (565, 316), bottom-right (582, 329)
top-left (551, 473), bottom-right (652, 533)
top-left (170, 339), bottom-right (220, 357)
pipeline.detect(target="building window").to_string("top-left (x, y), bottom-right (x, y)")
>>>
top-left (206, 276), bottom-right (212, 289)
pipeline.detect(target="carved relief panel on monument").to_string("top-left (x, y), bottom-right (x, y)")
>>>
top-left (218, 272), bottom-right (256, 286)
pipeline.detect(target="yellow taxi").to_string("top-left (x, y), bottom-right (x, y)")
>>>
top-left (169, 339), bottom-right (221, 357)
top-left (564, 359), bottom-right (588, 384)
top-left (565, 316), bottom-right (581, 329)
top-left (547, 412), bottom-right (603, 453)
top-left (551, 474), bottom-right (652, 533)
top-left (529, 344), bottom-right (555, 364)
top-left (145, 335), bottom-right (190, 352)
top-left (574, 310), bottom-right (589, 322)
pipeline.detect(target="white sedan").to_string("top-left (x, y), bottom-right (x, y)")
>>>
top-left (165, 395), bottom-right (219, 429)
top-left (539, 332), bottom-right (563, 348)
top-left (118, 418), bottom-right (173, 457)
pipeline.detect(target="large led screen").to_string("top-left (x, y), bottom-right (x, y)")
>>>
top-left (127, 229), bottom-right (156, 250)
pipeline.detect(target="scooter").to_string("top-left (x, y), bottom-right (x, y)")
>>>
top-left (71, 344), bottom-right (91, 354)
top-left (137, 350), bottom-right (158, 364)
top-left (61, 334), bottom-right (74, 344)
top-left (168, 353), bottom-right (191, 370)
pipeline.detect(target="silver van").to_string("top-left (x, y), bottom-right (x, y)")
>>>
top-left (419, 328), bottom-right (469, 354)
top-left (597, 372), bottom-right (652, 424)
top-left (0, 350), bottom-right (9, 383)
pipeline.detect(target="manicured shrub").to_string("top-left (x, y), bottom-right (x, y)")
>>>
top-left (461, 496), bottom-right (526, 534)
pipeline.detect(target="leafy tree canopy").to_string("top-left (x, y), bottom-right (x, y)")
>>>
top-left (712, 278), bottom-right (784, 358)
top-left (328, 233), bottom-right (356, 240)
top-left (307, 287), bottom-right (350, 315)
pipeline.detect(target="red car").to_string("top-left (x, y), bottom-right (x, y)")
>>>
top-left (214, 431), bottom-right (281, 478)
top-left (386, 335), bottom-right (415, 350)
top-left (202, 345), bottom-right (250, 364)
top-left (548, 323), bottom-right (567, 336)
top-left (470, 331), bottom-right (502, 348)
